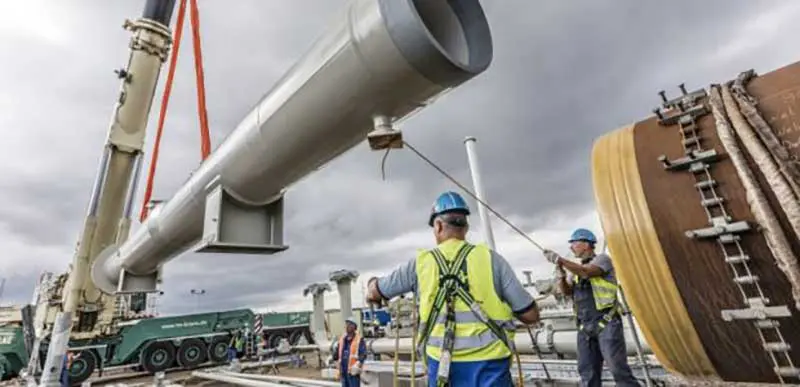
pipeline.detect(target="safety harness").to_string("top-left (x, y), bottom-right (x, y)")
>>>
top-left (573, 275), bottom-right (622, 336)
top-left (416, 243), bottom-right (516, 386)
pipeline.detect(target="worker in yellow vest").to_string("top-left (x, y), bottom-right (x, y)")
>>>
top-left (547, 228), bottom-right (640, 386)
top-left (366, 191), bottom-right (541, 386)
top-left (331, 317), bottom-right (366, 387)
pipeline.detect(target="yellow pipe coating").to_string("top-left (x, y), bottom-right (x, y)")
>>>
top-left (591, 124), bottom-right (719, 379)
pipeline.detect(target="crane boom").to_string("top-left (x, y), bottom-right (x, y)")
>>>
top-left (90, 0), bottom-right (494, 295)
top-left (39, 1), bottom-right (178, 385)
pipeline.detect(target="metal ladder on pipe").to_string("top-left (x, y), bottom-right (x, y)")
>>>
top-left (654, 83), bottom-right (799, 383)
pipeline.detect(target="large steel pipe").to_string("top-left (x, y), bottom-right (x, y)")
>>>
top-left (92, 0), bottom-right (493, 294)
top-left (592, 64), bottom-right (800, 383)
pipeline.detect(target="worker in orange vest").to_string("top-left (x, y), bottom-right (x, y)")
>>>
top-left (332, 317), bottom-right (367, 387)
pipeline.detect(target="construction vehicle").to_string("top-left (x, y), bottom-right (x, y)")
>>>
top-left (22, 0), bottom-right (487, 383)
top-left (0, 306), bottom-right (30, 381)
top-left (11, 267), bottom-right (317, 383)
top-left (257, 311), bottom-right (314, 349)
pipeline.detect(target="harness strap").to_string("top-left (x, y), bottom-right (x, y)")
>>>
top-left (578, 304), bottom-right (621, 333)
top-left (421, 245), bottom-right (515, 353)
top-left (416, 243), bottom-right (473, 356)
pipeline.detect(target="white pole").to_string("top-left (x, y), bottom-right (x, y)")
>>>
top-left (464, 137), bottom-right (496, 251)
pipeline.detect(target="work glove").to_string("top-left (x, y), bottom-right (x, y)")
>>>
top-left (349, 363), bottom-right (362, 375)
top-left (543, 249), bottom-right (561, 264)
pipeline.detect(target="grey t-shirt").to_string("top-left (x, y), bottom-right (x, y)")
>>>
top-left (376, 247), bottom-right (536, 314)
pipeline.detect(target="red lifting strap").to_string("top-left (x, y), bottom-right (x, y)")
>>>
top-left (139, 0), bottom-right (212, 222)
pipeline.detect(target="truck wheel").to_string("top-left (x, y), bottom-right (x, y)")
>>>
top-left (140, 341), bottom-right (175, 374)
top-left (68, 349), bottom-right (98, 385)
top-left (288, 330), bottom-right (308, 345)
top-left (269, 332), bottom-right (288, 349)
top-left (177, 338), bottom-right (207, 368)
top-left (208, 336), bottom-right (230, 363)
top-left (303, 328), bottom-right (314, 344)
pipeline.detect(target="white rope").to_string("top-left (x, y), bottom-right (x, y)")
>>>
top-left (712, 85), bottom-right (800, 310)
top-left (731, 72), bottom-right (800, 199)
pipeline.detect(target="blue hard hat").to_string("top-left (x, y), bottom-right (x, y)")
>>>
top-left (428, 191), bottom-right (470, 227)
top-left (568, 228), bottom-right (597, 244)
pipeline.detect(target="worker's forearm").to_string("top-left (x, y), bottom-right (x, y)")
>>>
top-left (517, 306), bottom-right (540, 325)
top-left (557, 258), bottom-right (585, 277)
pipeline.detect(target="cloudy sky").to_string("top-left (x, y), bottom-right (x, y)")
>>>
top-left (1, 1), bottom-right (799, 316)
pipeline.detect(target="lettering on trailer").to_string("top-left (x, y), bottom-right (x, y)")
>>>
top-left (287, 313), bottom-right (307, 325)
top-left (0, 333), bottom-right (14, 345)
top-left (160, 320), bottom-right (209, 330)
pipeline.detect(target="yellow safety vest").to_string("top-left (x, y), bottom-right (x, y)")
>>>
top-left (573, 274), bottom-right (619, 311)
top-left (416, 239), bottom-right (515, 361)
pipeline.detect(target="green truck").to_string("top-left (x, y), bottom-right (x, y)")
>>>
top-left (258, 311), bottom-right (313, 349)
top-left (0, 305), bottom-right (34, 381)
top-left (1, 308), bottom-right (314, 384)
top-left (0, 325), bottom-right (27, 381)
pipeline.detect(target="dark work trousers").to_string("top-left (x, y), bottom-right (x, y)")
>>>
top-left (576, 317), bottom-right (640, 386)
top-left (573, 276), bottom-right (640, 387)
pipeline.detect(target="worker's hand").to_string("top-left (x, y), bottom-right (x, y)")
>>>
top-left (365, 277), bottom-right (384, 305)
top-left (543, 249), bottom-right (561, 264)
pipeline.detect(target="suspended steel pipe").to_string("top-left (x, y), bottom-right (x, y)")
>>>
top-left (92, 0), bottom-right (494, 294)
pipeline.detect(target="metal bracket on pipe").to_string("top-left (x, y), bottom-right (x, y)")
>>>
top-left (685, 220), bottom-right (750, 239)
top-left (196, 177), bottom-right (289, 255)
top-left (721, 305), bottom-right (792, 321)
top-left (367, 115), bottom-right (403, 151)
top-left (91, 245), bottom-right (164, 294)
top-left (116, 265), bottom-right (163, 294)
top-left (653, 84), bottom-right (708, 126)
top-left (657, 149), bottom-right (721, 172)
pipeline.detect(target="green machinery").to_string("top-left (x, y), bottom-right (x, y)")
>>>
top-left (0, 305), bottom-right (34, 381)
top-left (0, 326), bottom-right (27, 381)
top-left (258, 311), bottom-right (312, 349)
top-left (4, 307), bottom-right (314, 384)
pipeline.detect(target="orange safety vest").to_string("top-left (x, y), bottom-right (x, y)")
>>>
top-left (335, 332), bottom-right (364, 378)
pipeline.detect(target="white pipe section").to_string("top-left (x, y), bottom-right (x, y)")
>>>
top-left (318, 326), bottom-right (651, 358)
top-left (464, 136), bottom-right (496, 250)
top-left (220, 372), bottom-right (340, 387)
top-left (191, 371), bottom-right (286, 387)
top-left (92, 0), bottom-right (493, 294)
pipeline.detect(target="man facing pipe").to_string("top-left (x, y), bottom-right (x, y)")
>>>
top-left (546, 228), bottom-right (640, 387)
top-left (366, 191), bottom-right (540, 386)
